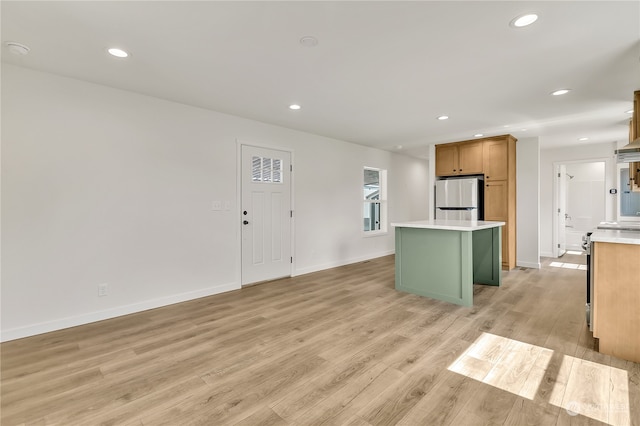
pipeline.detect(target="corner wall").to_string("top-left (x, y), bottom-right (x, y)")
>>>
top-left (516, 137), bottom-right (540, 268)
top-left (1, 64), bottom-right (429, 340)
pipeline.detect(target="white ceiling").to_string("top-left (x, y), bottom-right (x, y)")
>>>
top-left (2, 1), bottom-right (639, 158)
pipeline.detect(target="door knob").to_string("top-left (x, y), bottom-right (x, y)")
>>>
top-left (243, 220), bottom-right (249, 225)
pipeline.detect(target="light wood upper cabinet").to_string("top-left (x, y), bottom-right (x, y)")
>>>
top-left (435, 141), bottom-right (483, 176)
top-left (483, 139), bottom-right (509, 181)
top-left (435, 144), bottom-right (459, 176)
top-left (458, 142), bottom-right (484, 175)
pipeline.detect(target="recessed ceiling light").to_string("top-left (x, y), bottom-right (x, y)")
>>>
top-left (289, 104), bottom-right (301, 110)
top-left (474, 133), bottom-right (484, 137)
top-left (578, 137), bottom-right (589, 141)
top-left (396, 145), bottom-right (403, 150)
top-left (6, 41), bottom-right (30, 55)
top-left (437, 115), bottom-right (449, 120)
top-left (521, 128), bottom-right (528, 131)
top-left (510, 13), bottom-right (538, 28)
top-left (299, 36), bottom-right (318, 47)
top-left (551, 89), bottom-right (571, 96)
top-left (108, 48), bottom-right (129, 58)
top-left (626, 109), bottom-right (634, 114)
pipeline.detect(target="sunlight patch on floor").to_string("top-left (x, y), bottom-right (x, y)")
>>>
top-left (448, 332), bottom-right (631, 426)
top-left (549, 261), bottom-right (587, 270)
top-left (565, 250), bottom-right (585, 255)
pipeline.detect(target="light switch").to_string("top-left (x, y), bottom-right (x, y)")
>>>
top-left (224, 201), bottom-right (231, 211)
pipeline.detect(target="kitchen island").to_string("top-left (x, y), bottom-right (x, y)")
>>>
top-left (392, 219), bottom-right (505, 307)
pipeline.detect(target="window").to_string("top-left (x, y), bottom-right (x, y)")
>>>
top-left (619, 166), bottom-right (640, 218)
top-left (363, 167), bottom-right (387, 233)
top-left (252, 156), bottom-right (283, 183)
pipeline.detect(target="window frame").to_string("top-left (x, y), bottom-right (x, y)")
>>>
top-left (363, 166), bottom-right (388, 236)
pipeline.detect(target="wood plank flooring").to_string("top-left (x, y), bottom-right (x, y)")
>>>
top-left (2, 253), bottom-right (638, 425)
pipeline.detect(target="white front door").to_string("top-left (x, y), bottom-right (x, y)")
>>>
top-left (241, 145), bottom-right (292, 285)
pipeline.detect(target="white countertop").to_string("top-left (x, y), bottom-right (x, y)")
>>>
top-left (391, 219), bottom-right (505, 231)
top-left (590, 229), bottom-right (640, 245)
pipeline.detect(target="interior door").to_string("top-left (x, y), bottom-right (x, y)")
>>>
top-left (241, 145), bottom-right (292, 285)
top-left (558, 165), bottom-right (567, 257)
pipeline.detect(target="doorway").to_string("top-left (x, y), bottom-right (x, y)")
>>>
top-left (240, 144), bottom-right (292, 286)
top-left (553, 160), bottom-right (606, 257)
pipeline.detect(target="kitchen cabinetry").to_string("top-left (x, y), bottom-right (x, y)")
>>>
top-left (485, 180), bottom-right (509, 266)
top-left (393, 220), bottom-right (503, 307)
top-left (435, 134), bottom-right (517, 269)
top-left (483, 136), bottom-right (517, 269)
top-left (485, 180), bottom-right (508, 220)
top-left (592, 240), bottom-right (640, 363)
top-left (435, 141), bottom-right (483, 176)
top-left (435, 144), bottom-right (458, 176)
top-left (483, 139), bottom-right (509, 181)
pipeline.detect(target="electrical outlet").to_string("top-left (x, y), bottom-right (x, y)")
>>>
top-left (212, 201), bottom-right (222, 211)
top-left (98, 283), bottom-right (108, 297)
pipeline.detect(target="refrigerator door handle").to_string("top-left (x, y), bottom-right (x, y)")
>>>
top-left (437, 207), bottom-right (477, 211)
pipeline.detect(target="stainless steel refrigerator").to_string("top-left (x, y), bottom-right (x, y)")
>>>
top-left (435, 177), bottom-right (483, 220)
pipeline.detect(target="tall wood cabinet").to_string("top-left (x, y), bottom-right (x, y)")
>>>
top-left (435, 134), bottom-right (517, 270)
top-left (483, 136), bottom-right (517, 270)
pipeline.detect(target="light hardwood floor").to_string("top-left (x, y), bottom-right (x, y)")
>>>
top-left (2, 253), bottom-right (638, 425)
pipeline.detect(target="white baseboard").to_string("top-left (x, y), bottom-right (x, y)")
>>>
top-left (2, 251), bottom-right (397, 342)
top-left (0, 281), bottom-right (239, 342)
top-left (540, 251), bottom-right (555, 258)
top-left (294, 250), bottom-right (395, 277)
top-left (516, 260), bottom-right (541, 269)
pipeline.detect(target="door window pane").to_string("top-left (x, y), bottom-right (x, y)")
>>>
top-left (273, 159), bottom-right (282, 183)
top-left (252, 156), bottom-right (262, 182)
top-left (262, 158), bottom-right (272, 182)
top-left (251, 156), bottom-right (283, 184)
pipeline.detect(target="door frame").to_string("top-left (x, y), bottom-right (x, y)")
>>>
top-left (554, 164), bottom-right (567, 257)
top-left (236, 139), bottom-right (295, 287)
top-left (552, 158), bottom-right (608, 258)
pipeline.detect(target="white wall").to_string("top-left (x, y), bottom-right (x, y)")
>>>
top-left (539, 141), bottom-right (616, 257)
top-left (516, 137), bottom-right (540, 269)
top-left (1, 64), bottom-right (429, 340)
